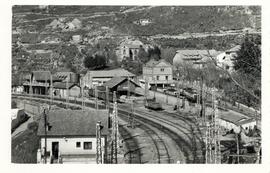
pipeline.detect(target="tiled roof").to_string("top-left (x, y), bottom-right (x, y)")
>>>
top-left (86, 69), bottom-right (135, 78)
top-left (53, 82), bottom-right (79, 89)
top-left (104, 77), bottom-right (139, 89)
top-left (32, 71), bottom-right (53, 81)
top-left (54, 71), bottom-right (75, 81)
top-left (37, 108), bottom-right (109, 137)
top-left (145, 59), bottom-right (171, 67)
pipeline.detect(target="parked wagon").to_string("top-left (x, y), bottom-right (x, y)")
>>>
top-left (144, 99), bottom-right (162, 110)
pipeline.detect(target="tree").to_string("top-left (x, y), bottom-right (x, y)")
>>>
top-left (83, 55), bottom-right (94, 69)
top-left (234, 35), bottom-right (261, 79)
top-left (138, 45), bottom-right (149, 63)
top-left (147, 46), bottom-right (161, 60)
top-left (83, 54), bottom-right (107, 70)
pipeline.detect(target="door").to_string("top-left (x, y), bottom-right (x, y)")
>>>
top-left (52, 142), bottom-right (59, 159)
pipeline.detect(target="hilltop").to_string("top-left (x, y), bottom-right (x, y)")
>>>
top-left (12, 5), bottom-right (261, 75)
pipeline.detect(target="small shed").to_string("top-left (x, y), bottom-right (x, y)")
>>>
top-left (53, 82), bottom-right (81, 98)
top-left (103, 77), bottom-right (140, 96)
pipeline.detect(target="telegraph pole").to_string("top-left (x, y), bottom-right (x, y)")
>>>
top-left (66, 74), bottom-right (69, 109)
top-left (127, 75), bottom-right (130, 99)
top-left (96, 121), bottom-right (103, 164)
top-left (177, 81), bottom-right (181, 111)
top-left (81, 79), bottom-right (85, 110)
top-left (95, 85), bottom-right (98, 110)
top-left (42, 105), bottom-right (49, 164)
top-left (205, 87), bottom-right (221, 164)
top-left (111, 91), bottom-right (118, 163)
top-left (50, 72), bottom-right (53, 105)
top-left (166, 79), bottom-right (168, 104)
top-left (106, 86), bottom-right (109, 110)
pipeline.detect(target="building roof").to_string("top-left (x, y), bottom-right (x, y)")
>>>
top-left (86, 69), bottom-right (135, 78)
top-left (145, 59), bottom-right (172, 67)
top-left (54, 71), bottom-right (76, 81)
top-left (119, 39), bottom-right (143, 49)
top-left (226, 45), bottom-right (241, 53)
top-left (173, 49), bottom-right (220, 65)
top-left (219, 110), bottom-right (254, 126)
top-left (32, 71), bottom-right (60, 81)
top-left (104, 77), bottom-right (140, 89)
top-left (37, 108), bottom-right (109, 137)
top-left (53, 82), bottom-right (79, 89)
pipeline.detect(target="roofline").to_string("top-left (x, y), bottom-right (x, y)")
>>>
top-left (219, 117), bottom-right (248, 126)
top-left (37, 134), bottom-right (109, 138)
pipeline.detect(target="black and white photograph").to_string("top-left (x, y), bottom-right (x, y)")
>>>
top-left (6, 3), bottom-right (266, 166)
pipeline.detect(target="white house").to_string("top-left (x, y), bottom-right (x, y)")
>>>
top-left (37, 109), bottom-right (109, 164)
top-left (115, 39), bottom-right (144, 62)
top-left (142, 59), bottom-right (173, 88)
top-left (216, 45), bottom-right (241, 72)
top-left (173, 49), bottom-right (221, 68)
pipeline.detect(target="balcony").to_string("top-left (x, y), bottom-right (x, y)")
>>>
top-left (23, 81), bottom-right (50, 87)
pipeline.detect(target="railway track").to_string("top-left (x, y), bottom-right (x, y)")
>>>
top-left (118, 124), bottom-right (142, 164)
top-left (133, 109), bottom-right (205, 163)
top-left (118, 112), bottom-right (172, 163)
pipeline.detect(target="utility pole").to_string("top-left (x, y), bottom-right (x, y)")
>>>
top-left (166, 79), bottom-right (168, 104)
top-left (42, 105), bottom-right (49, 164)
top-left (151, 66), bottom-right (156, 100)
top-left (95, 85), bottom-right (98, 110)
top-left (205, 87), bottom-right (221, 164)
top-left (29, 73), bottom-right (32, 96)
top-left (81, 79), bottom-right (85, 110)
top-left (106, 86), bottom-right (109, 110)
top-left (50, 72), bottom-right (53, 105)
top-left (96, 121), bottom-right (103, 164)
top-left (235, 132), bottom-right (240, 164)
top-left (127, 75), bottom-right (130, 99)
top-left (66, 74), bottom-right (69, 109)
top-left (144, 77), bottom-right (149, 106)
top-left (111, 91), bottom-right (118, 163)
top-left (177, 81), bottom-right (181, 111)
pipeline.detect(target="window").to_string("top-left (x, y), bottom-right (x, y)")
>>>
top-left (83, 142), bottom-right (92, 150)
top-left (76, 142), bottom-right (81, 148)
top-left (123, 49), bottom-right (126, 55)
top-left (165, 76), bottom-right (168, 80)
top-left (156, 76), bottom-right (159, 80)
top-left (160, 68), bottom-right (164, 72)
